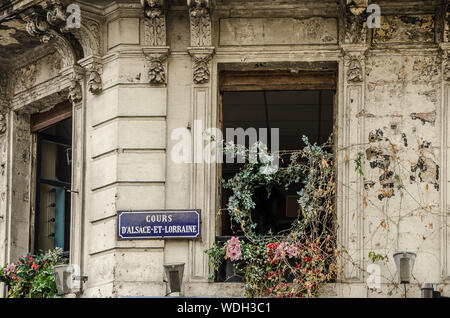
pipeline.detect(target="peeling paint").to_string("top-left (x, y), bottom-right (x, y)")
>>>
top-left (410, 111), bottom-right (436, 126)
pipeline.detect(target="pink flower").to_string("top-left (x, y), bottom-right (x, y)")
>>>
top-left (31, 263), bottom-right (39, 270)
top-left (3, 264), bottom-right (16, 276)
top-left (274, 242), bottom-right (299, 260)
top-left (226, 237), bottom-right (243, 262)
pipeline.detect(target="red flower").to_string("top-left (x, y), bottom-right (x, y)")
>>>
top-left (295, 264), bottom-right (301, 269)
top-left (31, 263), bottom-right (39, 270)
top-left (267, 243), bottom-right (278, 250)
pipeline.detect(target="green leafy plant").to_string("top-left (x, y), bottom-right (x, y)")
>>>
top-left (206, 136), bottom-right (338, 298)
top-left (354, 152), bottom-right (365, 176)
top-left (0, 248), bottom-right (67, 298)
top-left (368, 251), bottom-right (387, 263)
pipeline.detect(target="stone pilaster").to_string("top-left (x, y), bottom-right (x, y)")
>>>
top-left (339, 43), bottom-right (369, 283)
top-left (439, 42), bottom-right (450, 281)
top-left (187, 0), bottom-right (214, 85)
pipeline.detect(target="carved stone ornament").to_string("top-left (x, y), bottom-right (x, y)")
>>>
top-left (145, 53), bottom-right (168, 85)
top-left (191, 52), bottom-right (213, 85)
top-left (44, 0), bottom-right (68, 33)
top-left (342, 3), bottom-right (367, 44)
top-left (87, 62), bottom-right (103, 95)
top-left (345, 55), bottom-right (363, 83)
top-left (142, 0), bottom-right (167, 46)
top-left (20, 8), bottom-right (52, 43)
top-left (68, 75), bottom-right (83, 104)
top-left (187, 0), bottom-right (212, 47)
top-left (443, 51), bottom-right (450, 82)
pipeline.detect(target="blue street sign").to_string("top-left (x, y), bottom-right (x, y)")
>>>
top-left (117, 210), bottom-right (201, 240)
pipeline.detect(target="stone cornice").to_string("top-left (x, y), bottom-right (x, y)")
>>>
top-left (10, 72), bottom-right (70, 112)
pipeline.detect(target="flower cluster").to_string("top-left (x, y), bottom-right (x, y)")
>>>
top-left (3, 264), bottom-right (16, 277)
top-left (205, 136), bottom-right (337, 297)
top-left (0, 248), bottom-right (66, 298)
top-left (225, 237), bottom-right (243, 262)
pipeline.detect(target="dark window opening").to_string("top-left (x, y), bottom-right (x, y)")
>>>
top-left (34, 117), bottom-right (72, 254)
top-left (220, 90), bottom-right (335, 237)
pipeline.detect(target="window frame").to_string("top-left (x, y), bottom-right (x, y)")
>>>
top-left (31, 102), bottom-right (73, 254)
top-left (216, 70), bottom-right (338, 237)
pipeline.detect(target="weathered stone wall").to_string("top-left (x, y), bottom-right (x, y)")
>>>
top-left (0, 0), bottom-right (449, 298)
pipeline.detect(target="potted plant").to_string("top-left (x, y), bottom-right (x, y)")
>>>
top-left (0, 248), bottom-right (67, 298)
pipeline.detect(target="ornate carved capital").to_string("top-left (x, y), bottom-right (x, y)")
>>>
top-left (80, 56), bottom-right (103, 95)
top-left (66, 66), bottom-right (85, 104)
top-left (187, 0), bottom-right (212, 47)
top-left (439, 44), bottom-right (450, 81)
top-left (142, 0), bottom-right (167, 46)
top-left (342, 47), bottom-right (367, 84)
top-left (143, 48), bottom-right (169, 85)
top-left (188, 47), bottom-right (214, 85)
top-left (346, 55), bottom-right (363, 83)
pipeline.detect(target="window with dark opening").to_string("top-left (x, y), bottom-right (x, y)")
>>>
top-left (220, 90), bottom-right (335, 237)
top-left (32, 102), bottom-right (72, 254)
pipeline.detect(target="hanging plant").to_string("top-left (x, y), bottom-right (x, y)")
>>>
top-left (206, 136), bottom-right (338, 298)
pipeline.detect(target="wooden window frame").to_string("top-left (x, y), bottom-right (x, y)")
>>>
top-left (219, 70), bottom-right (337, 92)
top-left (30, 101), bottom-right (73, 133)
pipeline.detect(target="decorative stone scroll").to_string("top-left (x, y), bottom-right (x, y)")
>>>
top-left (141, 0), bottom-right (167, 47)
top-left (187, 0), bottom-right (214, 84)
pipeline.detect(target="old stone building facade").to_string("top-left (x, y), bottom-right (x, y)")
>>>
top-left (0, 0), bottom-right (449, 298)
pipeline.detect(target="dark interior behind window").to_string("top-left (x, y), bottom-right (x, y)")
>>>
top-left (220, 90), bottom-right (334, 236)
top-left (34, 117), bottom-right (72, 253)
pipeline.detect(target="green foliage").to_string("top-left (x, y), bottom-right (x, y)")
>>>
top-left (354, 152), bottom-right (365, 176)
top-left (206, 136), bottom-right (338, 298)
top-left (368, 251), bottom-right (387, 263)
top-left (0, 248), bottom-right (67, 298)
top-left (205, 242), bottom-right (226, 282)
